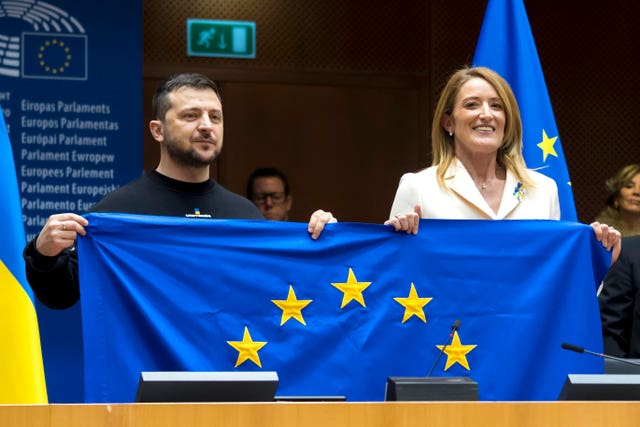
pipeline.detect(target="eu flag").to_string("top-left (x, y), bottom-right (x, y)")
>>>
top-left (22, 32), bottom-right (88, 80)
top-left (472, 0), bottom-right (577, 221)
top-left (0, 104), bottom-right (48, 403)
top-left (78, 213), bottom-right (608, 402)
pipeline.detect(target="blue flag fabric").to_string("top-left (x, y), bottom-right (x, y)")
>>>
top-left (472, 0), bottom-right (577, 221)
top-left (78, 213), bottom-right (608, 403)
top-left (78, 214), bottom-right (610, 402)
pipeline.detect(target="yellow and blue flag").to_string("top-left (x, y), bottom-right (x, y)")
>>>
top-left (78, 213), bottom-right (608, 402)
top-left (0, 104), bottom-right (48, 403)
top-left (472, 0), bottom-right (577, 221)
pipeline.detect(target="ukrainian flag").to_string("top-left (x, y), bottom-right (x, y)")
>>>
top-left (0, 104), bottom-right (48, 403)
top-left (472, 0), bottom-right (578, 221)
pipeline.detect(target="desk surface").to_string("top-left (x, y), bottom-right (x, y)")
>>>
top-left (1, 401), bottom-right (639, 427)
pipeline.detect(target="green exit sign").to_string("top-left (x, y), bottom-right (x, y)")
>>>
top-left (187, 19), bottom-right (256, 59)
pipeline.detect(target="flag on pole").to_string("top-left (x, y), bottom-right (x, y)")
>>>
top-left (0, 104), bottom-right (48, 403)
top-left (472, 0), bottom-right (577, 221)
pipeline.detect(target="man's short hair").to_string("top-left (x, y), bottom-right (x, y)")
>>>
top-left (246, 167), bottom-right (290, 200)
top-left (152, 73), bottom-right (222, 120)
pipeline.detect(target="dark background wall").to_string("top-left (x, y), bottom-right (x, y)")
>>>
top-left (142, 0), bottom-right (640, 224)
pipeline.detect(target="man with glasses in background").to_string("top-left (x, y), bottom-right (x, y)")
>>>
top-left (247, 167), bottom-right (293, 221)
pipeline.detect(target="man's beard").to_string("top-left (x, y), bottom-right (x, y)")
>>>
top-left (164, 137), bottom-right (220, 167)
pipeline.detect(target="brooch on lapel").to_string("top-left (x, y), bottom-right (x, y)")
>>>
top-left (513, 182), bottom-right (526, 201)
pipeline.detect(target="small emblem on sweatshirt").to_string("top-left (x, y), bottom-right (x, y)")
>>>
top-left (186, 208), bottom-right (211, 218)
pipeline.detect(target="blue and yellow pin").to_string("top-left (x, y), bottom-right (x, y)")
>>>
top-left (513, 182), bottom-right (526, 202)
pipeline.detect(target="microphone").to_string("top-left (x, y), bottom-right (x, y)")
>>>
top-left (427, 319), bottom-right (461, 376)
top-left (561, 342), bottom-right (640, 368)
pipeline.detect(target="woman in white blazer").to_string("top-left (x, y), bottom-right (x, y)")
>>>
top-left (385, 66), bottom-right (620, 261)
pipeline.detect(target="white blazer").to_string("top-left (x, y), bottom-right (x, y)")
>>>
top-left (389, 160), bottom-right (560, 220)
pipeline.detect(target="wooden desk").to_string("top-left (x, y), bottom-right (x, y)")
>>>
top-left (1, 401), bottom-right (639, 427)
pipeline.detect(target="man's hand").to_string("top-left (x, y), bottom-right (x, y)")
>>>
top-left (35, 213), bottom-right (88, 256)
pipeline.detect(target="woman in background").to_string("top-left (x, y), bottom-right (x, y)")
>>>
top-left (595, 164), bottom-right (640, 237)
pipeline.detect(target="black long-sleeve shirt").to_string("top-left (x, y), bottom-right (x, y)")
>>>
top-left (23, 170), bottom-right (263, 309)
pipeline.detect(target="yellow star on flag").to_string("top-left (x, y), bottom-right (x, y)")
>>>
top-left (536, 129), bottom-right (558, 162)
top-left (331, 267), bottom-right (371, 308)
top-left (393, 283), bottom-right (432, 323)
top-left (272, 285), bottom-right (312, 325)
top-left (436, 331), bottom-right (477, 371)
top-left (227, 326), bottom-right (267, 368)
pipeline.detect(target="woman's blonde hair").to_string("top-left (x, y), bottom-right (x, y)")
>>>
top-left (431, 66), bottom-right (534, 188)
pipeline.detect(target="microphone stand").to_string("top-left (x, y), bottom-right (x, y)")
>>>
top-left (427, 320), bottom-right (460, 377)
top-left (561, 342), bottom-right (640, 368)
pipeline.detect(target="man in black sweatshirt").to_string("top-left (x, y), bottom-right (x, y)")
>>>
top-left (24, 73), bottom-right (336, 309)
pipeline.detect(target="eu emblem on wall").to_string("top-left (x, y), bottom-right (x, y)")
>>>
top-left (22, 32), bottom-right (88, 80)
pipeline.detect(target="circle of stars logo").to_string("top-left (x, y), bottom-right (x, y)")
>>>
top-left (38, 39), bottom-right (72, 75)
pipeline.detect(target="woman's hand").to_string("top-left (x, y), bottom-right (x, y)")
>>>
top-left (590, 221), bottom-right (622, 265)
top-left (384, 205), bottom-right (423, 234)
